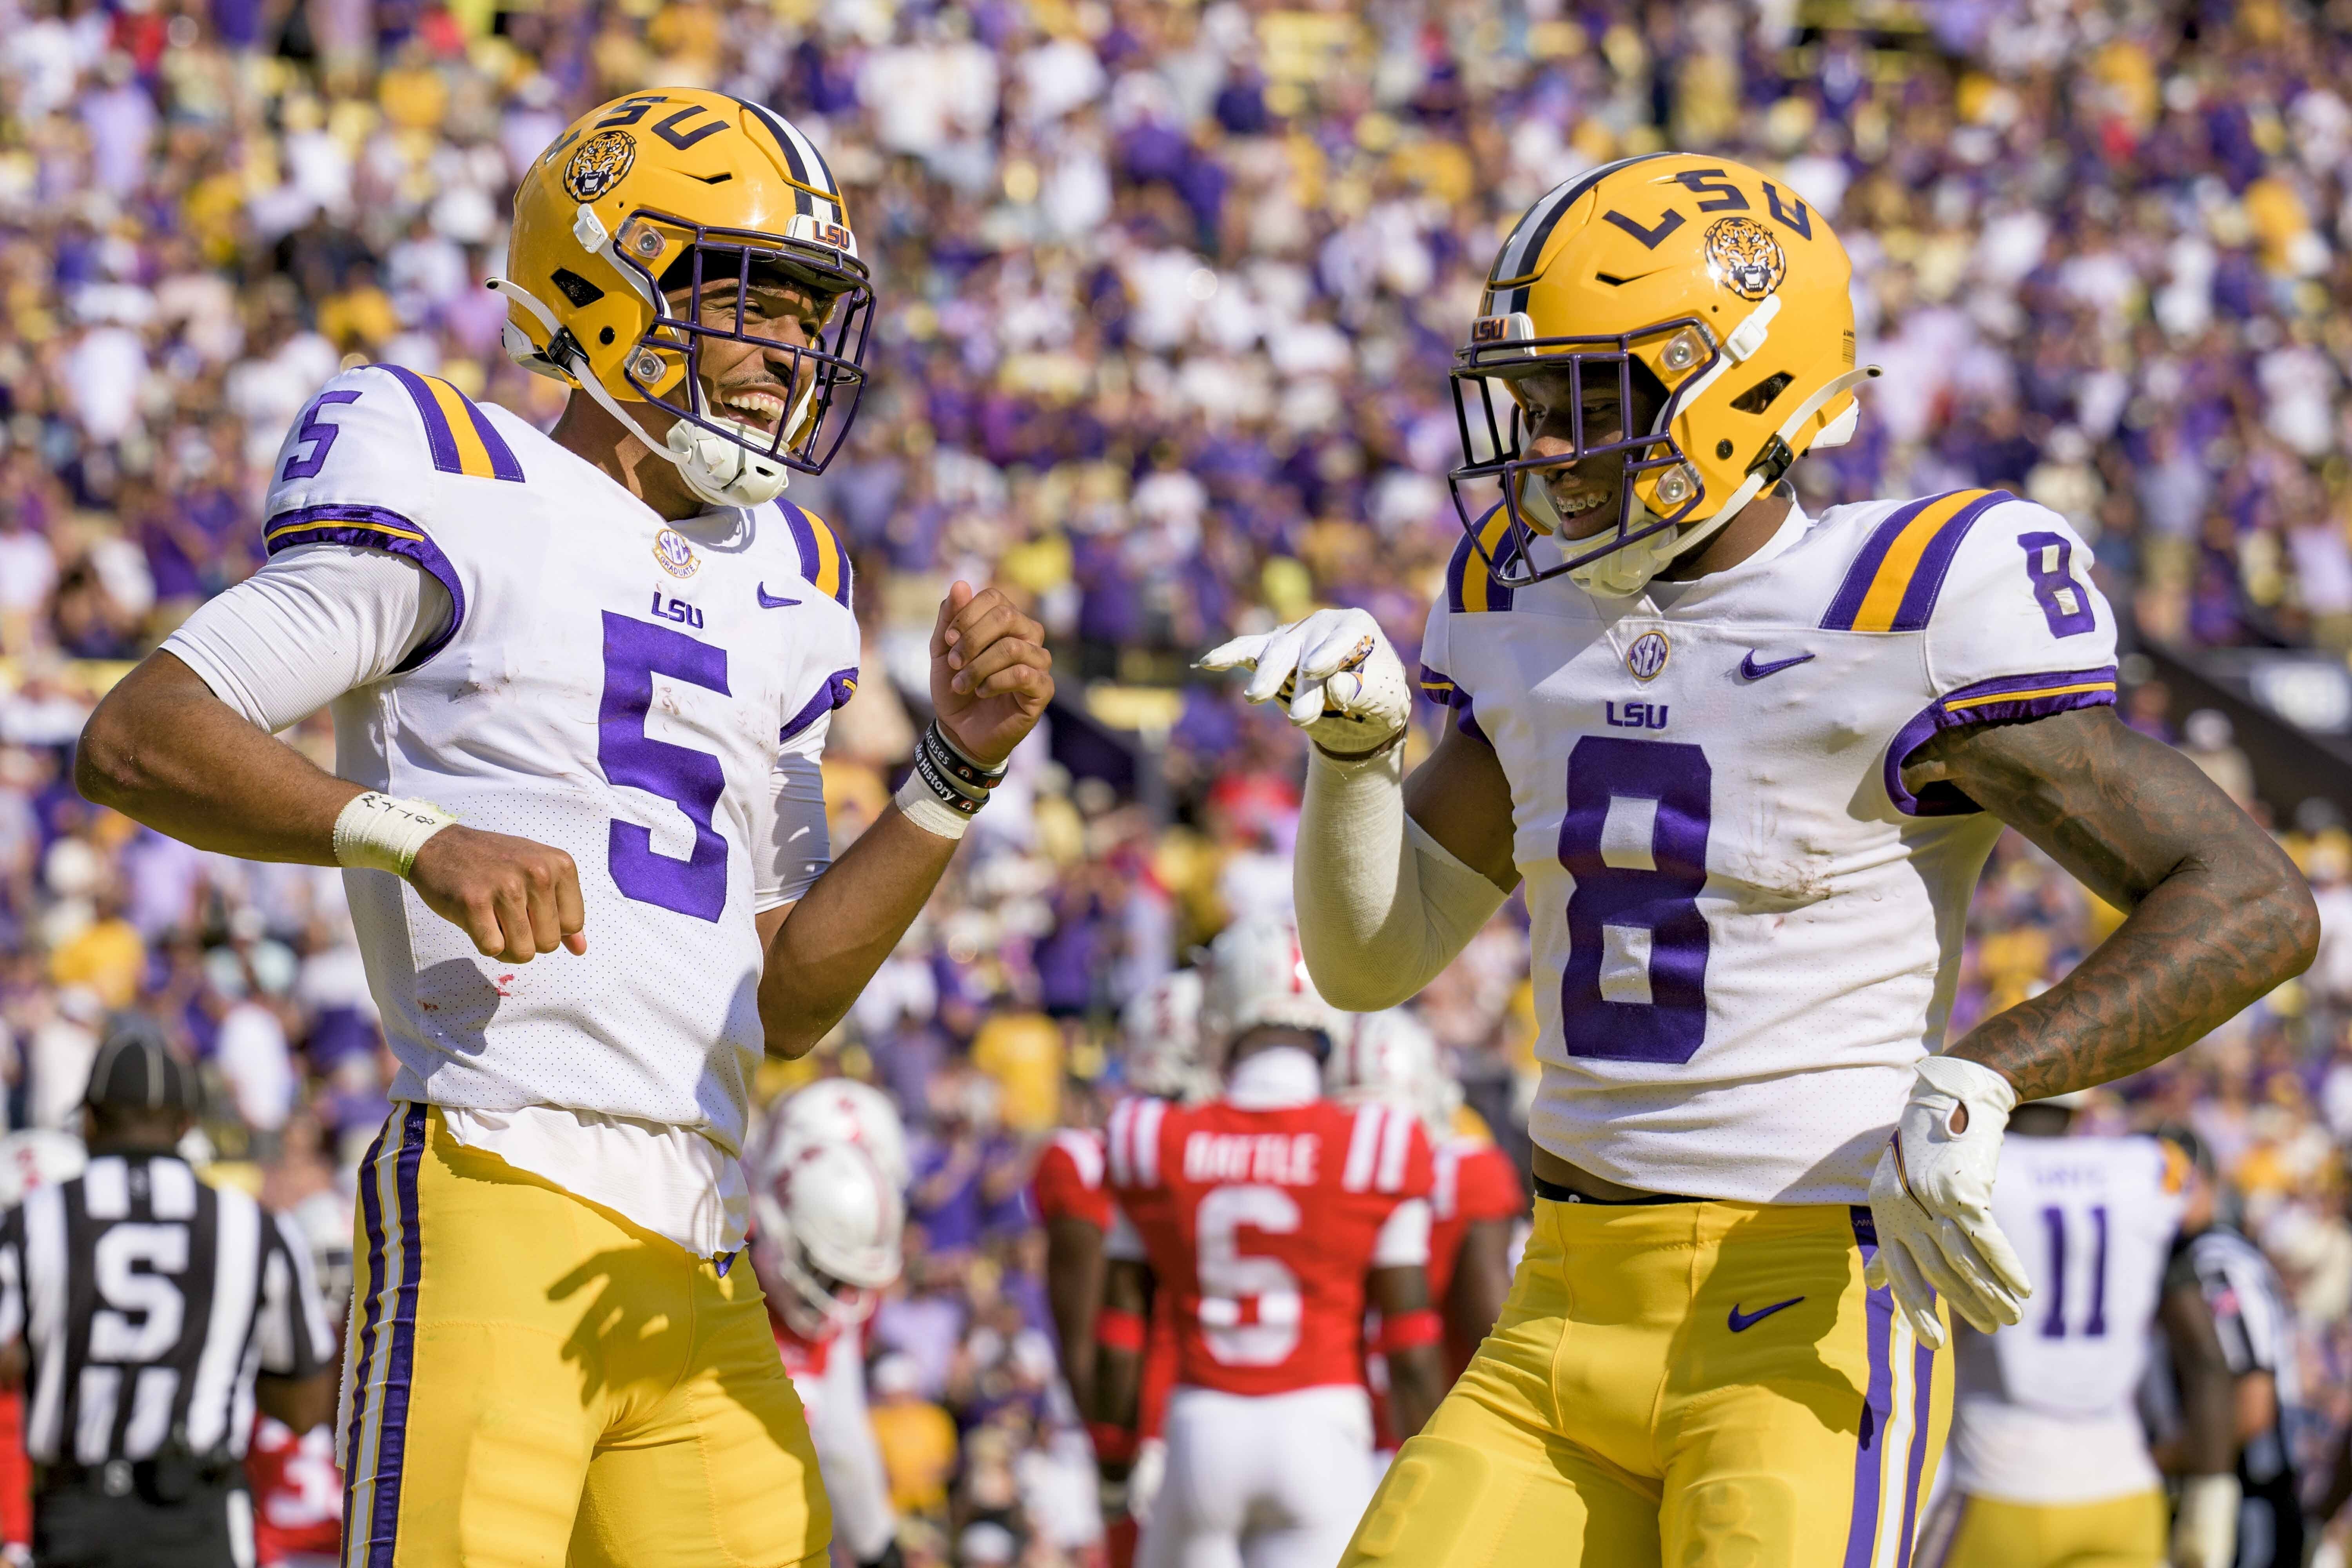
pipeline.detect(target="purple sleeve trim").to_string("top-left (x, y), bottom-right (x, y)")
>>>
top-left (1883, 664), bottom-right (2119, 817)
top-left (1417, 664), bottom-right (1463, 708)
top-left (261, 503), bottom-right (466, 674)
top-left (779, 667), bottom-right (860, 744)
top-left (1456, 694), bottom-right (1487, 745)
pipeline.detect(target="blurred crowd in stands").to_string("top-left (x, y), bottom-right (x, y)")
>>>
top-left (5, 0), bottom-right (2352, 1559)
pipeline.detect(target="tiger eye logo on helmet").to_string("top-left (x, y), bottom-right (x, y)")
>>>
top-left (562, 130), bottom-right (638, 203)
top-left (1703, 216), bottom-right (1786, 303)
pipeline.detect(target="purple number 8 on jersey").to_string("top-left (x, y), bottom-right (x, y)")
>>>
top-left (281, 390), bottom-right (361, 482)
top-left (2018, 531), bottom-right (2096, 637)
top-left (1557, 736), bottom-right (1712, 1064)
top-left (598, 612), bottom-right (731, 922)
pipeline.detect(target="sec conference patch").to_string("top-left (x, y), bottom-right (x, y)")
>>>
top-left (1626, 631), bottom-right (1671, 682)
top-left (563, 129), bottom-right (637, 202)
top-left (653, 527), bottom-right (699, 578)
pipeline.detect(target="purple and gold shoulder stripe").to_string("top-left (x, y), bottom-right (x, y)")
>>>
top-left (782, 502), bottom-right (853, 610)
top-left (1884, 664), bottom-right (2118, 817)
top-left (1820, 488), bottom-right (2014, 633)
top-left (373, 365), bottom-right (525, 484)
top-left (1445, 506), bottom-right (1525, 616)
top-left (260, 502), bottom-right (466, 673)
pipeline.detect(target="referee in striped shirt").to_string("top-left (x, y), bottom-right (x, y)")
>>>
top-left (0, 1022), bottom-right (336, 1567)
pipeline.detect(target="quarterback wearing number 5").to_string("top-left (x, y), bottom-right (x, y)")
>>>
top-left (76, 91), bottom-right (1050, 1566)
top-left (1205, 152), bottom-right (2312, 1568)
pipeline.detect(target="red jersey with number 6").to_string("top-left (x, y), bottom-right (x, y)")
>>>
top-left (1106, 1089), bottom-right (1433, 1397)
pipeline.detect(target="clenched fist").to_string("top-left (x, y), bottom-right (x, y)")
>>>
top-left (409, 825), bottom-right (587, 963)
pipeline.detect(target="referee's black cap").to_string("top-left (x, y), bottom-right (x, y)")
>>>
top-left (83, 1015), bottom-right (201, 1114)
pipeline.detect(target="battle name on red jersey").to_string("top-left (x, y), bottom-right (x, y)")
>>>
top-left (1106, 1091), bottom-right (1432, 1397)
top-left (1032, 1127), bottom-right (1114, 1230)
top-left (1428, 1136), bottom-right (1526, 1309)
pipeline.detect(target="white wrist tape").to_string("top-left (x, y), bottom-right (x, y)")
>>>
top-left (894, 771), bottom-right (972, 841)
top-left (1294, 743), bottom-right (1508, 1010)
top-left (332, 791), bottom-right (454, 878)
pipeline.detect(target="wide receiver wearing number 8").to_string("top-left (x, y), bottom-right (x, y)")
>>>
top-left (76, 89), bottom-right (1053, 1566)
top-left (1202, 152), bottom-right (2314, 1568)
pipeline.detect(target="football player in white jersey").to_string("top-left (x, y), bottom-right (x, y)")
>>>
top-left (1202, 152), bottom-right (2316, 1568)
top-left (1916, 1094), bottom-right (2239, 1568)
top-left (73, 89), bottom-right (1052, 1566)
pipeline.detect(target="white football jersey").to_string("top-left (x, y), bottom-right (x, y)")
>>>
top-left (1945, 1134), bottom-right (2182, 1503)
top-left (1420, 488), bottom-right (2117, 1203)
top-left (247, 364), bottom-right (859, 1158)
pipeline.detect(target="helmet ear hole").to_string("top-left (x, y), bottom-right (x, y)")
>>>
top-left (1730, 372), bottom-right (1794, 415)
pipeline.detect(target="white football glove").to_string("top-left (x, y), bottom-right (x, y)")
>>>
top-left (1127, 1437), bottom-right (1167, 1527)
top-left (1864, 1055), bottom-right (2031, 1349)
top-left (2171, 1473), bottom-right (2240, 1568)
top-left (1197, 608), bottom-right (1412, 758)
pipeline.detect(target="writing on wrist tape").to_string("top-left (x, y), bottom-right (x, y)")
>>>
top-left (332, 792), bottom-right (454, 878)
top-left (893, 772), bottom-right (971, 840)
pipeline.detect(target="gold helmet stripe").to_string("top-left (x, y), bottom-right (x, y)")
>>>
top-left (1487, 152), bottom-right (1670, 312)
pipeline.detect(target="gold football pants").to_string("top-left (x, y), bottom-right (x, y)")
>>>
top-left (339, 1104), bottom-right (830, 1567)
top-left (1342, 1196), bottom-right (1951, 1568)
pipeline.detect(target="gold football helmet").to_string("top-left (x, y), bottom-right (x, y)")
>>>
top-left (494, 90), bottom-right (873, 507)
top-left (1452, 153), bottom-right (1878, 596)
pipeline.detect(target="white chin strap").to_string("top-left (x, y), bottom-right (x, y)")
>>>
top-left (1563, 363), bottom-right (1882, 599)
top-left (490, 277), bottom-right (794, 509)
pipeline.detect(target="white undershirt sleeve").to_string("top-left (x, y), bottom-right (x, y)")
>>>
top-left (162, 544), bottom-right (452, 733)
top-left (752, 714), bottom-right (833, 912)
top-left (1372, 1197), bottom-right (1432, 1268)
top-left (1294, 747), bottom-right (1510, 1011)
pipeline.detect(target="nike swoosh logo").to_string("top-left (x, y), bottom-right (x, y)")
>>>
top-left (757, 584), bottom-right (802, 609)
top-left (1739, 650), bottom-right (1815, 681)
top-left (1594, 268), bottom-right (1669, 287)
top-left (1728, 1297), bottom-right (1804, 1333)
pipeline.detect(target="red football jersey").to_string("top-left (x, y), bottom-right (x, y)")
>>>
top-left (0, 1388), bottom-right (26, 1550)
top-left (1032, 1127), bottom-right (1114, 1230)
top-left (1427, 1137), bottom-right (1526, 1310)
top-left (1107, 1093), bottom-right (1432, 1397)
top-left (247, 1415), bottom-right (343, 1563)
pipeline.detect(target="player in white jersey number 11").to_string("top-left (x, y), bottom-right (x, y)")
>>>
top-left (1205, 152), bottom-right (2316, 1568)
top-left (73, 89), bottom-right (1051, 1567)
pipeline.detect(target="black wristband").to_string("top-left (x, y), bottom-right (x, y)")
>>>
top-left (910, 742), bottom-right (986, 816)
top-left (923, 720), bottom-right (1007, 788)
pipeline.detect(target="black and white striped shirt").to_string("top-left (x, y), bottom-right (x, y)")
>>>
top-left (0, 1154), bottom-right (335, 1466)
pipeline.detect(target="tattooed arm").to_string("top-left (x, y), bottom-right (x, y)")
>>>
top-left (1900, 705), bottom-right (2318, 1100)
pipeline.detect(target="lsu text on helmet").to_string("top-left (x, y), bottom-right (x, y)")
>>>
top-left (761, 1077), bottom-right (911, 1192)
top-left (1453, 153), bottom-right (1878, 598)
top-left (753, 1140), bottom-right (905, 1342)
top-left (495, 90), bottom-right (873, 508)
top-left (1201, 917), bottom-right (1338, 1069)
top-left (1325, 1008), bottom-right (1460, 1139)
top-left (1120, 968), bottom-right (1212, 1103)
